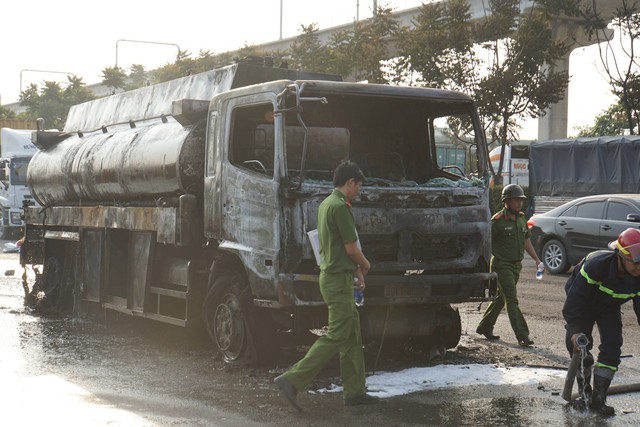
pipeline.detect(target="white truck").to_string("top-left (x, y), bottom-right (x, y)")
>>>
top-left (488, 141), bottom-right (531, 187)
top-left (0, 128), bottom-right (39, 238)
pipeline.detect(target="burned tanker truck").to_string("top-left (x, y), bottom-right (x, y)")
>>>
top-left (21, 61), bottom-right (494, 364)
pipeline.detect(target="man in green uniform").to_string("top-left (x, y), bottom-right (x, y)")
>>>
top-left (274, 160), bottom-right (377, 410)
top-left (476, 184), bottom-right (543, 346)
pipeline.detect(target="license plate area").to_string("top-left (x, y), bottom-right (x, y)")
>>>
top-left (384, 284), bottom-right (431, 298)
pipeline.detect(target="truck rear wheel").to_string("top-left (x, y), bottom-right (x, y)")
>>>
top-left (204, 273), bottom-right (257, 364)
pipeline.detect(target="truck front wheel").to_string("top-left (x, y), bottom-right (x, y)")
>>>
top-left (203, 273), bottom-right (256, 364)
top-left (407, 305), bottom-right (461, 354)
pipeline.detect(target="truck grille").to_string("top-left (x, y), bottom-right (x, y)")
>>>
top-left (363, 232), bottom-right (469, 265)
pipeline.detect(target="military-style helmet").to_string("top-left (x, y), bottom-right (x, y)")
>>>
top-left (501, 184), bottom-right (526, 202)
top-left (609, 228), bottom-right (640, 263)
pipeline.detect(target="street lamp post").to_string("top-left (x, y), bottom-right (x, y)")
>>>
top-left (280, 0), bottom-right (283, 40)
top-left (115, 39), bottom-right (181, 68)
top-left (20, 69), bottom-right (75, 95)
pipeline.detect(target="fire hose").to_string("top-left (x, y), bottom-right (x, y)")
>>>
top-left (563, 333), bottom-right (640, 401)
top-left (562, 333), bottom-right (590, 401)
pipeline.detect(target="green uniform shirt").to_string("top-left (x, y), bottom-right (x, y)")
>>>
top-left (491, 208), bottom-right (531, 262)
top-left (318, 189), bottom-right (358, 274)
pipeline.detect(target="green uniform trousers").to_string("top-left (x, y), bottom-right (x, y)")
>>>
top-left (282, 272), bottom-right (366, 399)
top-left (477, 258), bottom-right (530, 340)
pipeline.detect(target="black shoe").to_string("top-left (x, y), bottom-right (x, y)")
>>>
top-left (476, 328), bottom-right (500, 340)
top-left (274, 374), bottom-right (303, 412)
top-left (518, 337), bottom-right (534, 347)
top-left (344, 393), bottom-right (379, 406)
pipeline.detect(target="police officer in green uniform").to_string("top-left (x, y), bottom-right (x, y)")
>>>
top-left (274, 161), bottom-right (378, 410)
top-left (476, 184), bottom-right (543, 346)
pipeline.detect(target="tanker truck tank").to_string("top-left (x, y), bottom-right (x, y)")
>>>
top-left (27, 62), bottom-right (341, 207)
top-left (27, 119), bottom-right (205, 206)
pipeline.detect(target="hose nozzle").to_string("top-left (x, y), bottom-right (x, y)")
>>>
top-left (575, 333), bottom-right (589, 351)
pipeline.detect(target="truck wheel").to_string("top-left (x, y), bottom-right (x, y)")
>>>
top-left (42, 256), bottom-right (64, 298)
top-left (542, 239), bottom-right (570, 274)
top-left (203, 273), bottom-right (257, 364)
top-left (440, 305), bottom-right (462, 349)
top-left (408, 305), bottom-right (461, 353)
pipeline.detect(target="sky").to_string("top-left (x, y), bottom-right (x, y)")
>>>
top-left (1, 0), bottom-right (625, 139)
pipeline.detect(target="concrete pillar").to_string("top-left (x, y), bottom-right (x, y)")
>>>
top-left (537, 53), bottom-right (571, 140)
top-left (538, 18), bottom-right (613, 140)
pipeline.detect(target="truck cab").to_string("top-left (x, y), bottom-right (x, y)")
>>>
top-left (0, 128), bottom-right (39, 238)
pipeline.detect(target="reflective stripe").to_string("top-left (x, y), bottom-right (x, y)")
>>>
top-left (617, 241), bottom-right (631, 255)
top-left (595, 362), bottom-right (618, 372)
top-left (580, 264), bottom-right (640, 299)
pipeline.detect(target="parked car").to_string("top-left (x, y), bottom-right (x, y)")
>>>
top-left (527, 194), bottom-right (640, 274)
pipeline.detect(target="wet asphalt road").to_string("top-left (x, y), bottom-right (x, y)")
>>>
top-left (2, 246), bottom-right (640, 426)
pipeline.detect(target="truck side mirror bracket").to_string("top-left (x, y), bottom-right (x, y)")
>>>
top-left (275, 83), bottom-right (328, 190)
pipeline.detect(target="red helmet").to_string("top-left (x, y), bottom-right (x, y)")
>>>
top-left (609, 228), bottom-right (640, 263)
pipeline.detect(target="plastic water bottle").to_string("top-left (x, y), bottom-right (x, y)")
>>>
top-left (354, 288), bottom-right (364, 306)
top-left (536, 263), bottom-right (544, 281)
top-left (353, 277), bottom-right (364, 306)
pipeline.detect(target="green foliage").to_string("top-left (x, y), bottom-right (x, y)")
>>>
top-left (289, 24), bottom-right (329, 72)
top-left (395, 0), bottom-right (571, 185)
top-left (151, 46), bottom-right (268, 83)
top-left (127, 64), bottom-right (149, 90)
top-left (349, 7), bottom-right (400, 83)
top-left (0, 105), bottom-right (17, 120)
top-left (101, 66), bottom-right (127, 90)
top-left (19, 75), bottom-right (95, 130)
top-left (289, 7), bottom-right (400, 82)
top-left (396, 0), bottom-right (475, 89)
top-left (580, 0), bottom-right (640, 135)
top-left (576, 102), bottom-right (635, 136)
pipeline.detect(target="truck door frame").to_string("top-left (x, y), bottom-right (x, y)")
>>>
top-left (205, 92), bottom-right (282, 291)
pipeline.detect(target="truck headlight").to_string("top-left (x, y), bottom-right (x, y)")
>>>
top-left (10, 211), bottom-right (22, 224)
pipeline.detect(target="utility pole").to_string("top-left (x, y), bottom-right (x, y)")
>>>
top-left (373, 0), bottom-right (377, 16)
top-left (280, 0), bottom-right (283, 40)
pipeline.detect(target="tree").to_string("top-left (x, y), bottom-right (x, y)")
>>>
top-left (127, 64), bottom-right (149, 90)
top-left (288, 8), bottom-right (400, 81)
top-left (346, 7), bottom-right (400, 83)
top-left (581, 0), bottom-right (640, 135)
top-left (0, 105), bottom-right (17, 120)
top-left (395, 0), bottom-right (571, 184)
top-left (576, 101), bottom-right (630, 136)
top-left (289, 24), bottom-right (330, 72)
top-left (19, 75), bottom-right (95, 130)
top-left (101, 66), bottom-right (127, 92)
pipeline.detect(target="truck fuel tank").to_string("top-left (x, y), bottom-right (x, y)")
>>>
top-left (27, 119), bottom-right (205, 206)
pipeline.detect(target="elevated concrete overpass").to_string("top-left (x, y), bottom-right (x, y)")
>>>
top-left (259, 0), bottom-right (619, 140)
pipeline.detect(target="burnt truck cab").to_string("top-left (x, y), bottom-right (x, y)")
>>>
top-left (21, 62), bottom-right (494, 364)
top-left (206, 79), bottom-right (494, 356)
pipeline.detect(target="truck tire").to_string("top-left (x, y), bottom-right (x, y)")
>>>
top-left (203, 273), bottom-right (259, 364)
top-left (408, 305), bottom-right (461, 353)
top-left (440, 305), bottom-right (462, 349)
top-left (42, 256), bottom-right (64, 298)
top-left (542, 239), bottom-right (570, 274)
